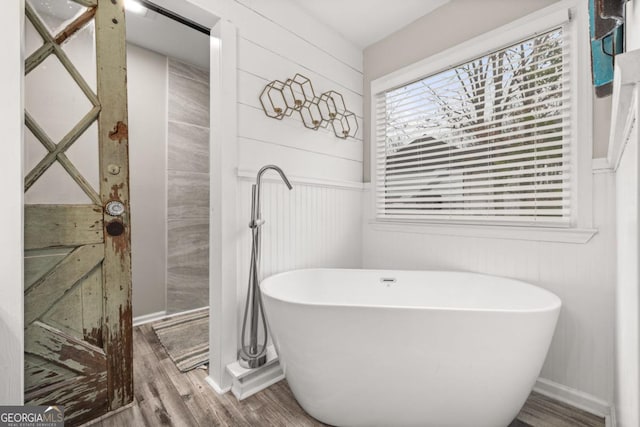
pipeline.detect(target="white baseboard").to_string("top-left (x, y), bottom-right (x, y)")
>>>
top-left (205, 375), bottom-right (231, 395)
top-left (133, 306), bottom-right (209, 327)
top-left (132, 311), bottom-right (167, 326)
top-left (534, 378), bottom-right (612, 420)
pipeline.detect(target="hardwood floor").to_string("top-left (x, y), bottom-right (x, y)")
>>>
top-left (84, 323), bottom-right (605, 427)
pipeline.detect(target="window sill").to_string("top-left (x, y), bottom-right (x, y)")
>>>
top-left (368, 220), bottom-right (598, 244)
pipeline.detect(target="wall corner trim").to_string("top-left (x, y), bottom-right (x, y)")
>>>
top-left (608, 49), bottom-right (640, 171)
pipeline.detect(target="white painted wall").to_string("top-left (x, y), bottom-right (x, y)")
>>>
top-left (615, 116), bottom-right (639, 427)
top-left (127, 44), bottom-right (168, 317)
top-left (0, 0), bottom-right (24, 405)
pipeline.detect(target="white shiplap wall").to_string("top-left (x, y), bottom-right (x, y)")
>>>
top-left (363, 170), bottom-right (616, 405)
top-left (232, 0), bottom-right (364, 183)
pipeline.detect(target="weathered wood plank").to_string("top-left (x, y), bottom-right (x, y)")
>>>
top-left (95, 0), bottom-right (133, 411)
top-left (54, 7), bottom-right (97, 45)
top-left (81, 265), bottom-right (104, 346)
top-left (43, 283), bottom-right (84, 338)
top-left (25, 243), bottom-right (104, 324)
top-left (24, 112), bottom-right (56, 151)
top-left (25, 321), bottom-right (107, 375)
top-left (24, 248), bottom-right (72, 290)
top-left (54, 45), bottom-right (100, 106)
top-left (24, 2), bottom-right (55, 75)
top-left (25, 42), bottom-right (55, 75)
top-left (39, 264), bottom-right (102, 343)
top-left (26, 371), bottom-right (109, 426)
top-left (24, 205), bottom-right (103, 250)
top-left (24, 354), bottom-right (76, 396)
top-left (57, 154), bottom-right (103, 205)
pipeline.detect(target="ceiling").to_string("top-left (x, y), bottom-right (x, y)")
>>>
top-left (295, 0), bottom-right (450, 49)
top-left (126, 6), bottom-right (211, 70)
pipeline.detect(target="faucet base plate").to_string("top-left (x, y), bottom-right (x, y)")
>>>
top-left (239, 346), bottom-right (267, 369)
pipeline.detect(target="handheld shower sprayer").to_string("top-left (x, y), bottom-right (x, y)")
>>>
top-left (239, 165), bottom-right (293, 369)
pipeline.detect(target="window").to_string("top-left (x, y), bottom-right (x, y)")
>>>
top-left (374, 19), bottom-right (577, 227)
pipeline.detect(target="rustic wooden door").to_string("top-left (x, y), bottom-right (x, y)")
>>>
top-left (23, 0), bottom-right (132, 425)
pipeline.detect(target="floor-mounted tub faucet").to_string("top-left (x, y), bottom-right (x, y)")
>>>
top-left (239, 165), bottom-right (293, 369)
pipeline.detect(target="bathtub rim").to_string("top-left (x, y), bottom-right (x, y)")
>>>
top-left (260, 268), bottom-right (562, 314)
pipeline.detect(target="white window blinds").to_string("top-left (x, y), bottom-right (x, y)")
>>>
top-left (375, 27), bottom-right (572, 225)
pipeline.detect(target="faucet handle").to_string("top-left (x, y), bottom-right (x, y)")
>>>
top-left (249, 219), bottom-right (265, 229)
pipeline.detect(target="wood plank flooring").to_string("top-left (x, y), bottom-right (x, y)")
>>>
top-left (84, 323), bottom-right (605, 427)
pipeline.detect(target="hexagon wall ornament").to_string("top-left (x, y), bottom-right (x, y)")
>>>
top-left (299, 98), bottom-right (323, 130)
top-left (318, 92), bottom-right (338, 124)
top-left (343, 111), bottom-right (359, 138)
top-left (292, 74), bottom-right (316, 102)
top-left (282, 79), bottom-right (303, 112)
top-left (331, 115), bottom-right (350, 139)
top-left (283, 74), bottom-right (317, 113)
top-left (259, 80), bottom-right (289, 119)
top-left (323, 90), bottom-right (347, 117)
top-left (259, 74), bottom-right (358, 139)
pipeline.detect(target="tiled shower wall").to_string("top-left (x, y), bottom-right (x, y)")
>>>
top-left (167, 59), bottom-right (210, 313)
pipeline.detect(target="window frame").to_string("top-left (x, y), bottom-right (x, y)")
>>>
top-left (369, 0), bottom-right (595, 240)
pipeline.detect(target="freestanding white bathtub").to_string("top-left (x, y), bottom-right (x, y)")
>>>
top-left (260, 269), bottom-right (561, 427)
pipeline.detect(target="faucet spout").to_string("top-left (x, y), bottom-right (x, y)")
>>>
top-left (251, 165), bottom-right (293, 225)
top-left (257, 164), bottom-right (293, 190)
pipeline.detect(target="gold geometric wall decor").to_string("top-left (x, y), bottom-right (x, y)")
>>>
top-left (260, 73), bottom-right (358, 139)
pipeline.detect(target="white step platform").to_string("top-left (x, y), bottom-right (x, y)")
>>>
top-left (225, 346), bottom-right (284, 400)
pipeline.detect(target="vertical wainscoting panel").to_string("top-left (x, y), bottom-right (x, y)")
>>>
top-left (236, 179), bottom-right (363, 323)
